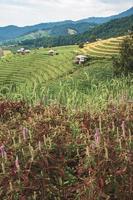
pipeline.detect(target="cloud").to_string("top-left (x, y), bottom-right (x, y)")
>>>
top-left (0, 0), bottom-right (132, 26)
top-left (100, 0), bottom-right (133, 3)
top-left (0, 0), bottom-right (61, 7)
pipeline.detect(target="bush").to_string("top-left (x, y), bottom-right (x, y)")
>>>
top-left (113, 34), bottom-right (133, 75)
top-left (79, 43), bottom-right (84, 48)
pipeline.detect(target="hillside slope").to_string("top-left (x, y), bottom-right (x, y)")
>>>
top-left (82, 36), bottom-right (125, 58)
top-left (0, 46), bottom-right (77, 86)
top-left (77, 15), bottom-right (133, 42)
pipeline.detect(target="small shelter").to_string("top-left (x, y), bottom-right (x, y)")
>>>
top-left (17, 48), bottom-right (31, 55)
top-left (48, 49), bottom-right (58, 56)
top-left (96, 38), bottom-right (102, 42)
top-left (74, 55), bottom-right (88, 64)
top-left (24, 49), bottom-right (31, 53)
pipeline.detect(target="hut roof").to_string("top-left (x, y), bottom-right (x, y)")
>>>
top-left (25, 49), bottom-right (31, 53)
top-left (48, 49), bottom-right (55, 53)
top-left (76, 55), bottom-right (87, 59)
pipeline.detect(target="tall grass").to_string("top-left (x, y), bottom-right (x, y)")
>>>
top-left (0, 59), bottom-right (132, 111)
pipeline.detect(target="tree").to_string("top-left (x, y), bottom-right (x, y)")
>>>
top-left (89, 35), bottom-right (96, 42)
top-left (113, 34), bottom-right (133, 75)
top-left (79, 43), bottom-right (84, 48)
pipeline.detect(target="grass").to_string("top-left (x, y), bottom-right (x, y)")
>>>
top-left (0, 46), bottom-right (77, 85)
top-left (3, 50), bottom-right (12, 56)
top-left (0, 36), bottom-right (132, 111)
top-left (0, 57), bottom-right (132, 111)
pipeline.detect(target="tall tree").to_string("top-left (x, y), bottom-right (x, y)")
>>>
top-left (113, 33), bottom-right (133, 75)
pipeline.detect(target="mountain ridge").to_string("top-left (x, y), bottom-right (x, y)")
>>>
top-left (78, 6), bottom-right (133, 24)
top-left (0, 7), bottom-right (133, 42)
top-left (19, 15), bottom-right (133, 48)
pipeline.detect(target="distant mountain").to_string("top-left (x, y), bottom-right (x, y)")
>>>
top-left (0, 20), bottom-right (96, 42)
top-left (16, 22), bottom-right (96, 42)
top-left (0, 7), bottom-right (132, 42)
top-left (0, 21), bottom-right (75, 41)
top-left (18, 14), bottom-right (133, 48)
top-left (78, 7), bottom-right (133, 24)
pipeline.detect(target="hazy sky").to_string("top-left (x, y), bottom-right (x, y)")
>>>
top-left (0, 0), bottom-right (132, 26)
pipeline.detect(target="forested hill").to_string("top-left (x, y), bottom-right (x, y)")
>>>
top-left (18, 14), bottom-right (133, 48)
top-left (79, 14), bottom-right (133, 41)
top-left (0, 21), bottom-right (96, 41)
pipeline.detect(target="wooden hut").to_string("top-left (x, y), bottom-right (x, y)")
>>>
top-left (17, 48), bottom-right (31, 55)
top-left (48, 49), bottom-right (58, 56)
top-left (74, 55), bottom-right (88, 64)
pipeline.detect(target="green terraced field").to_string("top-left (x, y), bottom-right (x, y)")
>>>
top-left (0, 41), bottom-right (132, 110)
top-left (82, 36), bottom-right (125, 58)
top-left (0, 46), bottom-right (77, 86)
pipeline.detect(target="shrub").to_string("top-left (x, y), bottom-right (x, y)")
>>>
top-left (79, 43), bottom-right (84, 48)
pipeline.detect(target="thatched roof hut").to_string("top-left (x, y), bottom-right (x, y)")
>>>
top-left (48, 49), bottom-right (58, 56)
top-left (74, 55), bottom-right (88, 64)
top-left (17, 48), bottom-right (31, 55)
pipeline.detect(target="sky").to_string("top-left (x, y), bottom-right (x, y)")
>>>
top-left (0, 0), bottom-right (132, 26)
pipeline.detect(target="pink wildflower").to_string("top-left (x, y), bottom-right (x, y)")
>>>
top-left (121, 121), bottom-right (126, 138)
top-left (22, 127), bottom-right (29, 140)
top-left (15, 156), bottom-right (20, 171)
top-left (94, 128), bottom-right (100, 145)
top-left (0, 144), bottom-right (6, 157)
top-left (121, 121), bottom-right (125, 129)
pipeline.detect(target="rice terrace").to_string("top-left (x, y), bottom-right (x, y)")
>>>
top-left (0, 3), bottom-right (133, 200)
top-left (82, 36), bottom-right (125, 57)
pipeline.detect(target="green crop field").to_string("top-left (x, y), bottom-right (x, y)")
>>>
top-left (0, 37), bottom-right (132, 111)
top-left (0, 46), bottom-right (77, 85)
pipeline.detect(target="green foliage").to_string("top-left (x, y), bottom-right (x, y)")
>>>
top-left (113, 34), bottom-right (133, 75)
top-left (78, 43), bottom-right (84, 48)
top-left (89, 34), bottom-right (97, 42)
top-left (0, 55), bottom-right (132, 111)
